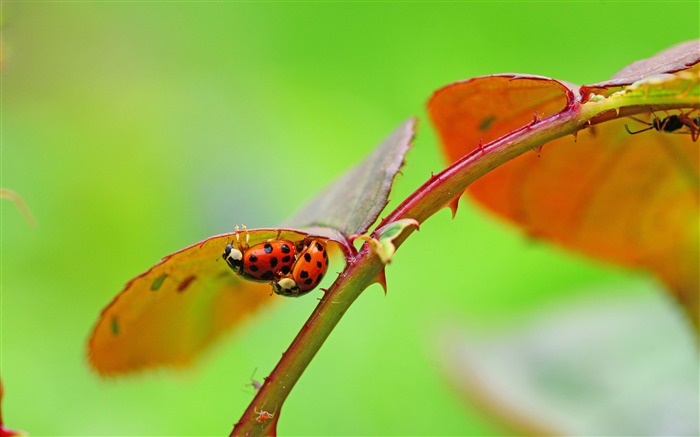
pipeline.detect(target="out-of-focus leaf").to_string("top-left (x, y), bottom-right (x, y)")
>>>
top-left (285, 118), bottom-right (415, 237)
top-left (429, 41), bottom-right (700, 328)
top-left (472, 111), bottom-right (698, 313)
top-left (437, 285), bottom-right (699, 436)
top-left (88, 229), bottom-right (340, 375)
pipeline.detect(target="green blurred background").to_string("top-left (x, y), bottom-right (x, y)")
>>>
top-left (2, 3), bottom-right (698, 436)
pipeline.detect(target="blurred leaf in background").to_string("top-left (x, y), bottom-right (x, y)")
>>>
top-left (437, 282), bottom-right (699, 436)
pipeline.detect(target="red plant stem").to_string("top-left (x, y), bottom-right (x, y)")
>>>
top-left (231, 100), bottom-right (699, 436)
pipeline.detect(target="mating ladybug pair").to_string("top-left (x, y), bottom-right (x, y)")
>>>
top-left (222, 227), bottom-right (329, 297)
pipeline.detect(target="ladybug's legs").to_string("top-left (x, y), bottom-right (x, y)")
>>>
top-left (234, 224), bottom-right (250, 250)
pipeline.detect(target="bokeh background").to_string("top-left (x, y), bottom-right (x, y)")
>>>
top-left (2, 3), bottom-right (698, 436)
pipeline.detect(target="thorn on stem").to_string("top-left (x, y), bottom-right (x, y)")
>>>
top-left (373, 270), bottom-right (388, 295)
top-left (446, 197), bottom-right (460, 219)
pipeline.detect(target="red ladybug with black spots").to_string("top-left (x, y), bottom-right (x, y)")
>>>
top-left (273, 239), bottom-right (329, 297)
top-left (222, 228), bottom-right (296, 282)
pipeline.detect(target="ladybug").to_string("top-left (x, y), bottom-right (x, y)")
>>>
top-left (222, 227), bottom-right (296, 282)
top-left (273, 239), bottom-right (329, 297)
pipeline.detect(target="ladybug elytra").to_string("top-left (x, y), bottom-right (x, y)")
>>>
top-left (222, 226), bottom-right (296, 282)
top-left (272, 239), bottom-right (329, 297)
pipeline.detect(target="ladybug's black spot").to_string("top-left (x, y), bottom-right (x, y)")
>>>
top-left (304, 278), bottom-right (313, 286)
top-left (249, 265), bottom-right (259, 272)
top-left (264, 243), bottom-right (273, 254)
top-left (322, 250), bottom-right (327, 259)
top-left (261, 270), bottom-right (274, 280)
top-left (249, 254), bottom-right (258, 262)
top-left (281, 244), bottom-right (291, 254)
top-left (270, 257), bottom-right (278, 268)
top-left (300, 270), bottom-right (309, 279)
top-left (282, 255), bottom-right (291, 263)
top-left (317, 261), bottom-right (323, 268)
top-left (315, 242), bottom-right (323, 251)
top-left (281, 266), bottom-right (291, 274)
top-left (304, 253), bottom-right (312, 262)
top-left (316, 273), bottom-right (323, 284)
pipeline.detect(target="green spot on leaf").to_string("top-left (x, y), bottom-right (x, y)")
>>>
top-left (111, 316), bottom-right (119, 336)
top-left (479, 115), bottom-right (496, 131)
top-left (151, 274), bottom-right (167, 291)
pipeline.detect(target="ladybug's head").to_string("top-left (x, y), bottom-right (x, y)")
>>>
top-left (223, 243), bottom-right (244, 274)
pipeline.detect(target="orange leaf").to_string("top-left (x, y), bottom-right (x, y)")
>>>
top-left (469, 119), bottom-right (698, 306)
top-left (428, 75), bottom-right (572, 158)
top-left (429, 41), bottom-right (700, 329)
top-left (88, 229), bottom-right (335, 375)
